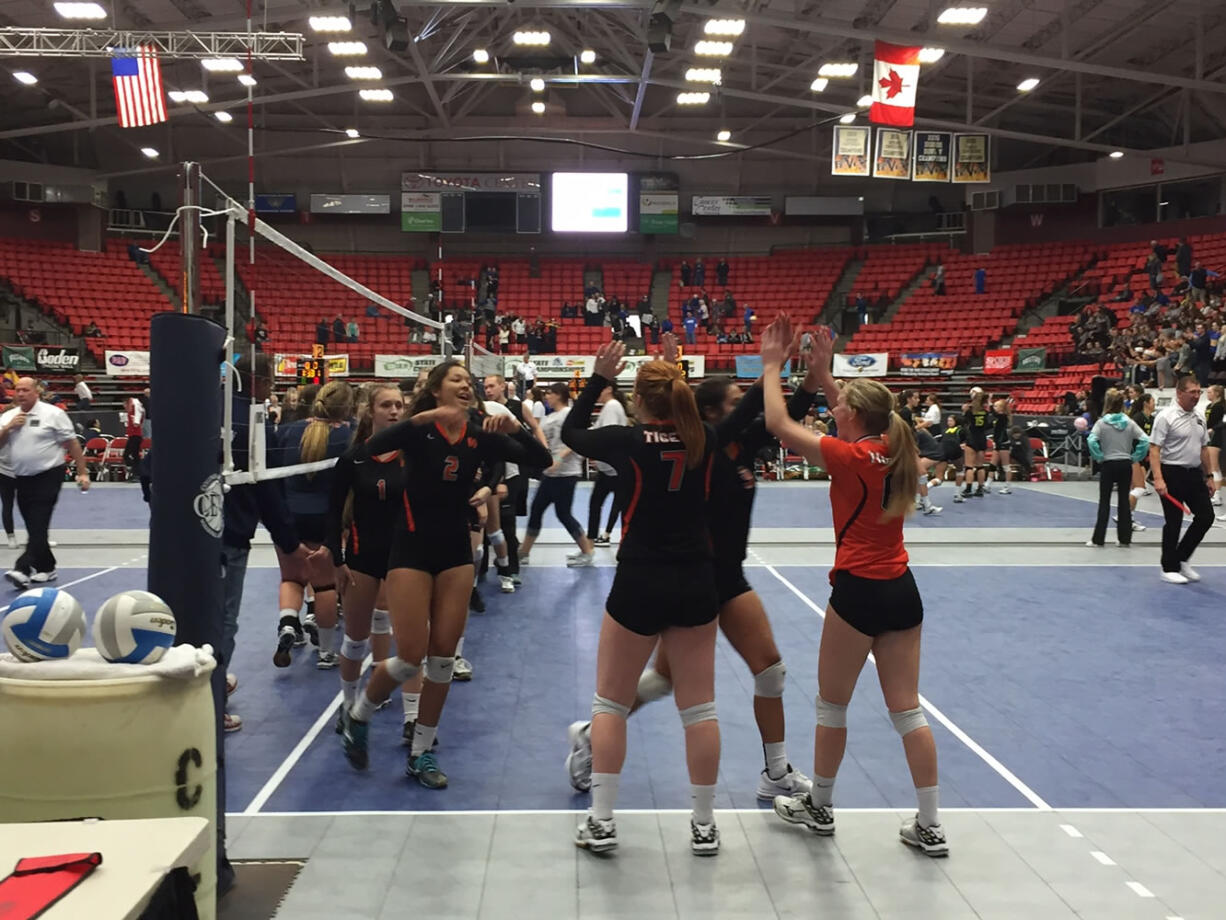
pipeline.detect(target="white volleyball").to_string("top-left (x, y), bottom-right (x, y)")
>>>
top-left (2, 588), bottom-right (86, 662)
top-left (92, 590), bottom-right (177, 664)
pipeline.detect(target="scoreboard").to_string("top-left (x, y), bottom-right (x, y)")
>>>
top-left (297, 344), bottom-right (326, 385)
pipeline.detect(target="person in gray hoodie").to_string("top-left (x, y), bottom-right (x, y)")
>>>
top-left (1087, 388), bottom-right (1150, 546)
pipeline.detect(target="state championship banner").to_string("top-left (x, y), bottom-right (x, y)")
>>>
top-left (984, 349), bottom-right (1014, 375)
top-left (375, 354), bottom-right (447, 378)
top-left (832, 353), bottom-right (888, 378)
top-left (912, 132), bottom-right (952, 183)
top-left (953, 134), bottom-right (991, 183)
top-left (898, 352), bottom-right (957, 377)
top-left (831, 125), bottom-right (871, 177)
top-left (873, 129), bottom-right (913, 180)
top-left (1017, 346), bottom-right (1047, 371)
top-left (870, 42), bottom-right (920, 127)
top-left (105, 349), bottom-right (150, 376)
top-left (2, 345), bottom-right (35, 372)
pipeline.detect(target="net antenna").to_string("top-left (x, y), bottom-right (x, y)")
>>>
top-left (179, 163), bottom-right (447, 486)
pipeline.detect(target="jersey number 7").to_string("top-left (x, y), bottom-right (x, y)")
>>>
top-left (661, 450), bottom-right (687, 492)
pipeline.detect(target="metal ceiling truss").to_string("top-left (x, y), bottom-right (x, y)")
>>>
top-left (0, 27), bottom-right (303, 59)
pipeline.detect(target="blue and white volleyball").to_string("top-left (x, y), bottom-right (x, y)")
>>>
top-left (2, 588), bottom-right (86, 662)
top-left (92, 591), bottom-right (176, 664)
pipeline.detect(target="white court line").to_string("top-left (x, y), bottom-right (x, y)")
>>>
top-left (0, 554), bottom-right (147, 617)
top-left (243, 653), bottom-right (373, 815)
top-left (1090, 850), bottom-right (1116, 866)
top-left (1126, 881), bottom-right (1156, 898)
top-left (229, 806), bottom-right (1226, 819)
top-left (759, 561), bottom-right (1053, 811)
top-left (1060, 824), bottom-right (1083, 838)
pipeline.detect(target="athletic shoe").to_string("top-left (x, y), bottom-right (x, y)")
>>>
top-left (923, 503), bottom-right (942, 515)
top-left (29, 570), bottom-right (56, 584)
top-left (5, 534), bottom-right (15, 549)
top-left (575, 814), bottom-right (618, 853)
top-left (335, 704), bottom-right (346, 735)
top-left (755, 765), bottom-right (812, 801)
top-left (1161, 570), bottom-right (1190, 585)
top-left (691, 820), bottom-right (720, 856)
top-left (899, 815), bottom-right (949, 857)
top-left (402, 719), bottom-right (415, 746)
top-left (341, 712), bottom-right (369, 770)
top-left (223, 712), bottom-right (243, 733)
top-left (4, 569), bottom-right (30, 589)
top-left (301, 613), bottom-right (318, 648)
top-left (511, 572), bottom-right (523, 587)
top-left (594, 533), bottom-right (611, 547)
top-left (273, 624), bottom-right (296, 668)
top-left (453, 656), bottom-right (473, 681)
top-left (469, 587), bottom-right (485, 613)
top-left (566, 552), bottom-right (595, 568)
top-left (406, 750), bottom-right (448, 788)
top-left (226, 673), bottom-right (238, 696)
top-left (773, 792), bottom-right (834, 835)
top-left (1113, 514), bottom-right (1147, 533)
top-left (498, 575), bottom-right (515, 594)
top-left (973, 487), bottom-right (985, 498)
top-left (1180, 562), bottom-right (1201, 582)
top-left (316, 650), bottom-right (338, 670)
top-left (565, 720), bottom-right (593, 792)
top-left (952, 493), bottom-right (965, 504)
top-left (1213, 493), bottom-right (1222, 507)
top-left (914, 499), bottom-right (924, 512)
top-left (519, 554), bottom-right (530, 566)
top-left (998, 487), bottom-right (1012, 494)
top-left (1085, 540), bottom-right (1104, 547)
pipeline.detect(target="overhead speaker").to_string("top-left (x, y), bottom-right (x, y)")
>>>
top-left (647, 0), bottom-right (681, 53)
top-left (385, 17), bottom-right (409, 52)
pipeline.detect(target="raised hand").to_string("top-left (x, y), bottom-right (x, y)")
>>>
top-left (760, 315), bottom-right (795, 367)
top-left (593, 341), bottom-right (627, 380)
top-left (660, 331), bottom-right (679, 365)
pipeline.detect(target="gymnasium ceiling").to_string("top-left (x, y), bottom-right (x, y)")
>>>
top-left (1, 0), bottom-right (1225, 175)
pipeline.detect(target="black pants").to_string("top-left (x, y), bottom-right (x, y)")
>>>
top-left (123, 434), bottom-right (144, 474)
top-left (526, 475), bottom-right (583, 540)
top-left (499, 475), bottom-right (526, 574)
top-left (14, 465), bottom-right (64, 575)
top-left (1092, 459), bottom-right (1133, 545)
top-left (587, 471), bottom-right (622, 539)
top-left (1159, 463), bottom-right (1215, 572)
top-left (0, 473), bottom-right (14, 536)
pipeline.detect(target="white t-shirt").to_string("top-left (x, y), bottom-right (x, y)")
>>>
top-left (483, 400), bottom-right (519, 480)
top-left (593, 398), bottom-right (627, 476)
top-left (924, 404), bottom-right (942, 427)
top-left (74, 380), bottom-right (92, 401)
top-left (540, 406), bottom-right (582, 477)
top-left (0, 401), bottom-right (76, 476)
top-left (518, 361), bottom-right (537, 383)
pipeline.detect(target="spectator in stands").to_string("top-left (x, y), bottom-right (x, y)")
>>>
top-left (680, 259), bottom-right (692, 287)
top-left (585, 293), bottom-right (602, 326)
top-left (343, 317), bottom-right (357, 343)
top-left (72, 374), bottom-right (91, 410)
top-left (83, 321), bottom-right (102, 337)
top-left (694, 258), bottom-right (706, 287)
top-left (698, 299), bottom-right (711, 332)
top-left (1175, 237), bottom-right (1192, 279)
top-left (1189, 262), bottom-right (1208, 304)
top-left (854, 292), bottom-right (868, 327)
top-left (1191, 322), bottom-right (1214, 386)
top-left (722, 290), bottom-right (736, 319)
top-left (332, 314), bottom-right (346, 344)
top-left (366, 303), bottom-right (380, 318)
top-left (716, 257), bottom-right (729, 287)
top-left (660, 315), bottom-right (674, 339)
top-left (682, 312), bottom-right (698, 345)
top-left (974, 266), bottom-right (986, 295)
top-left (1146, 248), bottom-right (1164, 291)
top-left (743, 305), bottom-right (756, 339)
top-left (516, 356), bottom-right (538, 399)
top-left (1112, 284), bottom-right (1134, 303)
top-left (498, 323), bottom-right (511, 352)
top-left (933, 264), bottom-right (946, 295)
top-left (316, 318), bottom-right (329, 346)
top-left (79, 417), bottom-right (103, 445)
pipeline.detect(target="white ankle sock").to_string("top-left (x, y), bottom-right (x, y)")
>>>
top-left (454, 637), bottom-right (464, 658)
top-left (691, 784), bottom-right (716, 825)
top-left (402, 691), bottom-right (420, 722)
top-left (763, 742), bottom-right (788, 779)
top-left (350, 691), bottom-right (375, 723)
top-left (590, 772), bottom-right (620, 820)
top-left (916, 785), bottom-right (940, 828)
top-left (812, 774), bottom-right (836, 806)
top-left (411, 722), bottom-right (438, 757)
top-left (341, 678), bottom-right (358, 708)
top-left (318, 625), bottom-right (337, 654)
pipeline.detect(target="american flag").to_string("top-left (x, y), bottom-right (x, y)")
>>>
top-left (112, 46), bottom-right (166, 128)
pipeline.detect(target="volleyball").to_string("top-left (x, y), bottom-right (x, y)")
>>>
top-left (1, 588), bottom-right (86, 662)
top-left (92, 591), bottom-right (177, 664)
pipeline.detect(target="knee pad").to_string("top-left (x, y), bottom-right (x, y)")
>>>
top-left (678, 701), bottom-right (717, 727)
top-left (636, 668), bottom-right (673, 703)
top-left (424, 655), bottom-right (454, 684)
top-left (370, 609), bottom-right (391, 635)
top-left (816, 696), bottom-right (848, 728)
top-left (488, 528), bottom-right (506, 552)
top-left (340, 635), bottom-right (369, 662)
top-left (753, 660), bottom-right (787, 698)
top-left (1130, 487), bottom-right (1146, 500)
top-left (591, 693), bottom-right (630, 719)
top-left (890, 706), bottom-right (929, 737)
top-left (385, 656), bottom-right (420, 684)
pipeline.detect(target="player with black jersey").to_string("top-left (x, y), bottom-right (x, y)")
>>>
top-left (960, 391), bottom-right (992, 499)
top-left (339, 361), bottom-right (550, 789)
top-left (1205, 385), bottom-right (1225, 508)
top-left (990, 397), bottom-right (1015, 495)
top-left (561, 340), bottom-right (723, 857)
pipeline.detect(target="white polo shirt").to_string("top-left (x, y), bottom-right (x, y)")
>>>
top-left (0, 401), bottom-right (77, 477)
top-left (1150, 402), bottom-right (1209, 468)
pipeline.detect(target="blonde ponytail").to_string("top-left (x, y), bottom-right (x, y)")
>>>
top-left (298, 380), bottom-right (354, 477)
top-left (882, 411), bottom-right (919, 521)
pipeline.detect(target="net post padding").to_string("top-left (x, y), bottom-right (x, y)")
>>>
top-left (146, 311), bottom-right (231, 895)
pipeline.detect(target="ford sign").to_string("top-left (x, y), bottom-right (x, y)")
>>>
top-left (848, 354), bottom-right (876, 368)
top-left (109, 354), bottom-right (129, 367)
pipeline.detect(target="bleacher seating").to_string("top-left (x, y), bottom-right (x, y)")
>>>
top-left (849, 243), bottom-right (945, 307)
top-left (113, 238), bottom-right (227, 307)
top-left (1011, 363), bottom-right (1119, 414)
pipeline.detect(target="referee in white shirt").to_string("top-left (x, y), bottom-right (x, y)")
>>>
top-left (1148, 374), bottom-right (1218, 585)
top-left (0, 378), bottom-right (90, 588)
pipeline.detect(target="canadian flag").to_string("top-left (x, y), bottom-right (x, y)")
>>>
top-left (870, 41), bottom-right (921, 127)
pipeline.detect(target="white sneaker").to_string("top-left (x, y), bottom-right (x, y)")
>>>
top-left (690, 819), bottom-right (720, 856)
top-left (1180, 562), bottom-right (1201, 582)
top-left (565, 720), bottom-right (593, 792)
top-left (575, 814), bottom-right (618, 853)
top-left (4, 569), bottom-right (30, 589)
top-left (29, 570), bottom-right (57, 584)
top-left (519, 554), bottom-right (530, 566)
top-left (316, 650), bottom-right (339, 670)
top-left (923, 503), bottom-right (942, 515)
top-left (1132, 520), bottom-right (1146, 532)
top-left (498, 575), bottom-right (515, 594)
top-left (756, 765), bottom-right (813, 801)
top-left (998, 487), bottom-right (1012, 494)
top-left (899, 815), bottom-right (949, 857)
top-left (1213, 493), bottom-right (1222, 507)
top-left (1085, 540), bottom-right (1103, 547)
top-left (223, 712), bottom-right (243, 733)
top-left (226, 673), bottom-right (238, 696)
top-left (1161, 570), bottom-right (1190, 585)
top-left (566, 552), bottom-right (595, 568)
top-left (773, 793), bottom-right (834, 835)
top-left (453, 656), bottom-right (473, 681)
top-left (952, 492), bottom-right (965, 503)
top-left (5, 534), bottom-right (15, 549)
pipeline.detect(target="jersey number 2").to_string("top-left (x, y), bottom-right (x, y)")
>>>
top-left (661, 450), bottom-right (686, 492)
top-left (442, 456), bottom-right (459, 481)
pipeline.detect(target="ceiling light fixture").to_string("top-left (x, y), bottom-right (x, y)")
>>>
top-left (530, 77), bottom-right (545, 91)
top-left (201, 57), bottom-right (243, 72)
top-left (918, 47), bottom-right (945, 63)
top-left (214, 111), bottom-right (233, 123)
top-left (857, 94), bottom-right (873, 107)
top-left (472, 48), bottom-right (489, 63)
top-left (694, 40), bottom-right (734, 56)
top-left (12, 71), bottom-right (37, 85)
top-left (54, 2), bottom-right (106, 19)
top-left (704, 19), bottom-right (745, 36)
top-left (359, 88), bottom-right (393, 101)
top-left (531, 101), bottom-right (546, 114)
top-left (684, 67), bottom-right (721, 84)
top-left (1109, 150), bottom-right (1124, 159)
top-left (580, 49), bottom-right (596, 64)
top-left (345, 128), bottom-right (360, 138)
top-left (328, 41), bottom-right (367, 56)
top-left (1016, 77), bottom-right (1039, 91)
top-left (512, 31), bottom-right (551, 46)
top-left (809, 77), bottom-right (828, 92)
top-left (818, 62), bottom-right (858, 78)
top-left (308, 15), bottom-right (351, 32)
top-left (345, 66), bottom-right (383, 80)
top-left (237, 73), bottom-right (257, 87)
top-left (140, 147), bottom-right (159, 158)
top-left (839, 113), bottom-right (856, 124)
top-left (716, 129), bottom-right (731, 141)
top-left (937, 7), bottom-right (988, 25)
top-left (676, 91), bottom-right (711, 105)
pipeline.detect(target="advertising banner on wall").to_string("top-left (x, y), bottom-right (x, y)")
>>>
top-left (34, 346), bottom-right (80, 371)
top-left (1016, 346), bottom-right (1047, 371)
top-left (309, 194), bottom-right (391, 214)
top-left (105, 350), bottom-right (150, 376)
top-left (400, 172), bottom-right (541, 192)
top-left (639, 194), bottom-right (679, 234)
top-left (734, 355), bottom-right (792, 378)
top-left (898, 352), bottom-right (957, 377)
top-left (984, 349), bottom-right (1014, 374)
top-left (2, 345), bottom-right (35, 372)
top-left (254, 193), bottom-right (297, 213)
top-left (952, 134), bottom-right (991, 183)
top-left (873, 129), bottom-right (913, 180)
top-left (832, 353), bottom-right (889, 377)
top-left (374, 354), bottom-right (446, 378)
top-left (400, 192), bottom-right (442, 232)
top-left (912, 132), bottom-right (952, 182)
top-left (690, 196), bottom-right (773, 217)
top-left (831, 125), bottom-right (871, 177)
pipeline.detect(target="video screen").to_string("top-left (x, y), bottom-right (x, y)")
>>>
top-left (464, 192), bottom-right (518, 233)
top-left (550, 172), bottom-right (628, 233)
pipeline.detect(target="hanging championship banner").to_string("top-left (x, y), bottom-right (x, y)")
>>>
top-left (912, 132), bottom-right (952, 183)
top-left (831, 125), bottom-right (871, 177)
top-left (953, 134), bottom-right (991, 183)
top-left (1, 345), bottom-right (35, 372)
top-left (984, 349), bottom-right (1014, 375)
top-left (873, 129), bottom-right (912, 180)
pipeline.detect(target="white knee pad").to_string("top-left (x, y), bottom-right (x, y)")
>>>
top-left (340, 635), bottom-right (369, 662)
top-left (385, 656), bottom-right (420, 684)
top-left (1130, 487), bottom-right (1146, 500)
top-left (591, 694), bottom-right (630, 719)
top-left (816, 696), bottom-right (848, 728)
top-left (488, 528), bottom-right (506, 552)
top-left (678, 701), bottom-right (718, 727)
top-left (890, 706), bottom-right (929, 737)
top-left (370, 609), bottom-right (391, 635)
top-left (425, 655), bottom-right (454, 684)
top-left (753, 660), bottom-right (787, 698)
top-left (636, 668), bottom-right (673, 703)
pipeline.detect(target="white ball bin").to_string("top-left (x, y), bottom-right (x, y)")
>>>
top-left (0, 667), bottom-right (217, 919)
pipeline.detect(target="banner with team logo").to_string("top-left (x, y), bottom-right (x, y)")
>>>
top-left (105, 350), bottom-right (150, 376)
top-left (984, 349), bottom-right (1014, 375)
top-left (898, 352), bottom-right (957, 377)
top-left (374, 354), bottom-right (448, 378)
top-left (2, 345), bottom-right (35, 372)
top-left (1016, 346), bottom-right (1047, 371)
top-left (832, 352), bottom-right (888, 377)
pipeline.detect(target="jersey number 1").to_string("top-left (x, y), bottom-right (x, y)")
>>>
top-left (661, 450), bottom-right (686, 492)
top-left (881, 473), bottom-right (893, 510)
